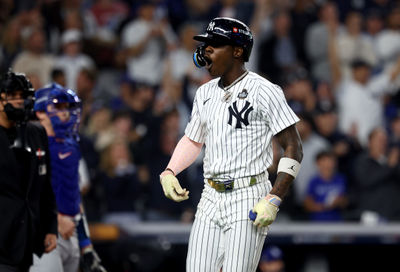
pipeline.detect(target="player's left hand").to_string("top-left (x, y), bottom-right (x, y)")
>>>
top-left (81, 246), bottom-right (107, 272)
top-left (44, 233), bottom-right (57, 253)
top-left (250, 194), bottom-right (281, 227)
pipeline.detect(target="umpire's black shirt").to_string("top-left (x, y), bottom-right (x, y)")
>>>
top-left (0, 122), bottom-right (57, 270)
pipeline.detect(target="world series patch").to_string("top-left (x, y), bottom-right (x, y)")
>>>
top-left (238, 89), bottom-right (248, 99)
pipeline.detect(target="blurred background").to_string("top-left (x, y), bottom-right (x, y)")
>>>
top-left (1, 0), bottom-right (400, 271)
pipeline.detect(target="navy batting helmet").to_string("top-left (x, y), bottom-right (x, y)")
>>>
top-left (193, 17), bottom-right (253, 61)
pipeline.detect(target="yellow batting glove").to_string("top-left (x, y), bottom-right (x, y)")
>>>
top-left (251, 194), bottom-right (281, 227)
top-left (160, 173), bottom-right (189, 202)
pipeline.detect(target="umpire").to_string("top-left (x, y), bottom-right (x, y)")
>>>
top-left (0, 70), bottom-right (57, 272)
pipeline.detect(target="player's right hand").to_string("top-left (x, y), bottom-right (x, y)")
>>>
top-left (160, 173), bottom-right (189, 202)
top-left (250, 194), bottom-right (281, 227)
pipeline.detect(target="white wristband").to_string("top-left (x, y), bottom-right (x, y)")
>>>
top-left (277, 157), bottom-right (300, 178)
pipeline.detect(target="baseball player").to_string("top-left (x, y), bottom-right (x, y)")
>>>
top-left (30, 84), bottom-right (106, 272)
top-left (159, 17), bottom-right (303, 272)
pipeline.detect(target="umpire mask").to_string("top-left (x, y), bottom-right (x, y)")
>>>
top-left (0, 70), bottom-right (35, 124)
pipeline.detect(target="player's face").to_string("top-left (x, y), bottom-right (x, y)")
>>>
top-left (47, 102), bottom-right (70, 122)
top-left (204, 41), bottom-right (235, 77)
top-left (55, 102), bottom-right (71, 122)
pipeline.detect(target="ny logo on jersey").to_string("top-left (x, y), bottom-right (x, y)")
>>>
top-left (228, 101), bottom-right (253, 129)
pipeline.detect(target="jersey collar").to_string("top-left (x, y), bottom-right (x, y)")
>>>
top-left (218, 70), bottom-right (249, 92)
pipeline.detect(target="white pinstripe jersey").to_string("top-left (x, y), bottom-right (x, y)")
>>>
top-left (185, 71), bottom-right (299, 180)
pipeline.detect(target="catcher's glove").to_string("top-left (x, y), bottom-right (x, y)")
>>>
top-left (80, 247), bottom-right (107, 272)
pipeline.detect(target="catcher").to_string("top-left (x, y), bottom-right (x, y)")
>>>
top-left (30, 83), bottom-right (106, 272)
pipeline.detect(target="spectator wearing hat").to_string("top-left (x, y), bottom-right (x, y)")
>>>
top-left (54, 29), bottom-right (95, 90)
top-left (258, 245), bottom-right (285, 272)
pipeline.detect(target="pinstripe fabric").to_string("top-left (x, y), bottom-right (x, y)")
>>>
top-left (184, 71), bottom-right (299, 271)
top-left (185, 71), bottom-right (299, 180)
top-left (186, 180), bottom-right (272, 272)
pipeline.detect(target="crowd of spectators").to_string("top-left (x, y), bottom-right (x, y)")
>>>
top-left (2, 0), bottom-right (400, 225)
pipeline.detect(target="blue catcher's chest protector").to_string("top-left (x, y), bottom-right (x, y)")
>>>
top-left (48, 136), bottom-right (81, 216)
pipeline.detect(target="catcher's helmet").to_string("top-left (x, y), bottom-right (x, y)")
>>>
top-left (193, 17), bottom-right (253, 61)
top-left (35, 83), bottom-right (81, 139)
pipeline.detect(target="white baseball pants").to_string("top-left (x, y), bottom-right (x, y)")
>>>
top-left (187, 179), bottom-right (272, 272)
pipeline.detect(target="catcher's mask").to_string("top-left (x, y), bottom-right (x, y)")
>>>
top-left (34, 83), bottom-right (82, 139)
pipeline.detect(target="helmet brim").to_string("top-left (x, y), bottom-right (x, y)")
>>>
top-left (193, 33), bottom-right (231, 44)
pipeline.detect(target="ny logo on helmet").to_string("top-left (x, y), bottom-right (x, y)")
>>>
top-left (207, 21), bottom-right (215, 32)
top-left (228, 101), bottom-right (253, 129)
